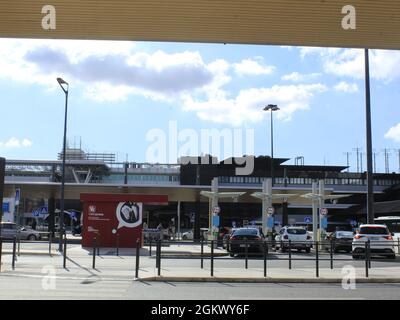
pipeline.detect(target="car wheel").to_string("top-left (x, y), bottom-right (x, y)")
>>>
top-left (280, 247), bottom-right (286, 253)
top-left (28, 234), bottom-right (37, 241)
top-left (305, 248), bottom-right (311, 253)
top-left (229, 252), bottom-right (235, 257)
top-left (182, 235), bottom-right (187, 240)
top-left (352, 254), bottom-right (361, 260)
top-left (389, 254), bottom-right (396, 260)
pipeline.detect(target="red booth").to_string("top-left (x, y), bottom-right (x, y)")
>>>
top-left (80, 193), bottom-right (168, 248)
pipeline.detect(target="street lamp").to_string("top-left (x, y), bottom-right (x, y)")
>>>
top-left (263, 104), bottom-right (280, 186)
top-left (57, 77), bottom-right (69, 252)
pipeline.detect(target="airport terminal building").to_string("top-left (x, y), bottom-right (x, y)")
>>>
top-left (3, 148), bottom-right (400, 238)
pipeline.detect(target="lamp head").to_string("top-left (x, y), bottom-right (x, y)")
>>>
top-left (57, 77), bottom-right (69, 93)
top-left (263, 104), bottom-right (279, 111)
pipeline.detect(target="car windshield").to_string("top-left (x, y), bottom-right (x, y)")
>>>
top-left (287, 228), bottom-right (307, 235)
top-left (233, 228), bottom-right (258, 236)
top-left (359, 226), bottom-right (389, 235)
top-left (336, 231), bottom-right (354, 238)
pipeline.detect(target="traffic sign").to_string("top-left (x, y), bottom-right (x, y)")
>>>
top-left (320, 208), bottom-right (328, 216)
top-left (304, 216), bottom-right (312, 223)
top-left (213, 206), bottom-right (220, 215)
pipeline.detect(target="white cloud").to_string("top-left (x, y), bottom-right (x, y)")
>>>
top-left (334, 81), bottom-right (359, 93)
top-left (233, 58), bottom-right (275, 76)
top-left (385, 124), bottom-right (400, 143)
top-left (0, 137), bottom-right (33, 148)
top-left (182, 83), bottom-right (327, 126)
top-left (281, 72), bottom-right (321, 82)
top-left (0, 39), bottom-right (219, 102)
top-left (300, 47), bottom-right (400, 82)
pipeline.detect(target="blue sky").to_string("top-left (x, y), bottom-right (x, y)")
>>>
top-left (0, 38), bottom-right (399, 173)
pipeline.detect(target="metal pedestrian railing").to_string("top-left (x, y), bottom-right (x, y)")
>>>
top-left (1, 235), bottom-right (398, 280)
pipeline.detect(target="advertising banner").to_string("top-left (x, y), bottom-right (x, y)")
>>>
top-left (81, 193), bottom-right (168, 248)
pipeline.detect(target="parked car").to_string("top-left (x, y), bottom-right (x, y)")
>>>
top-left (182, 230), bottom-right (193, 240)
top-left (274, 226), bottom-right (312, 253)
top-left (0, 222), bottom-right (42, 240)
top-left (323, 231), bottom-right (354, 253)
top-left (223, 228), bottom-right (238, 249)
top-left (227, 227), bottom-right (266, 257)
top-left (352, 224), bottom-right (396, 259)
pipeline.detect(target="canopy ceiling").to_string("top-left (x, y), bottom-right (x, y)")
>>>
top-left (1, 0), bottom-right (399, 49)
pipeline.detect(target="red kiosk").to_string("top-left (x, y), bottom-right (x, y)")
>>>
top-left (80, 193), bottom-right (168, 248)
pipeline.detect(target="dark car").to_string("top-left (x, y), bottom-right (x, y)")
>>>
top-left (324, 231), bottom-right (354, 253)
top-left (227, 228), bottom-right (266, 257)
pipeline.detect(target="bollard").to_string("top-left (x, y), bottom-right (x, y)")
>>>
top-left (0, 238), bottom-right (2, 272)
top-left (49, 233), bottom-right (52, 257)
top-left (116, 233), bottom-right (119, 256)
top-left (92, 237), bottom-right (96, 269)
top-left (97, 234), bottom-right (100, 256)
top-left (156, 239), bottom-right (160, 269)
top-left (135, 239), bottom-right (140, 278)
top-left (211, 240), bottom-right (214, 277)
top-left (368, 239), bottom-right (371, 269)
top-left (315, 241), bottom-right (319, 278)
top-left (157, 239), bottom-right (162, 276)
top-left (288, 240), bottom-right (292, 270)
top-left (330, 239), bottom-right (334, 270)
top-left (398, 238), bottom-right (400, 255)
top-left (12, 236), bottom-right (17, 270)
top-left (245, 239), bottom-right (248, 269)
top-left (200, 238), bottom-right (204, 269)
top-left (365, 241), bottom-right (369, 278)
top-left (63, 234), bottom-right (67, 269)
top-left (17, 235), bottom-right (20, 257)
top-left (149, 238), bottom-right (152, 257)
top-left (263, 240), bottom-right (267, 277)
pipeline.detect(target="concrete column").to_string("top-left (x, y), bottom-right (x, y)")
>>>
top-left (177, 201), bottom-right (181, 240)
top-left (318, 179), bottom-right (325, 241)
top-left (262, 178), bottom-right (272, 235)
top-left (312, 181), bottom-right (318, 242)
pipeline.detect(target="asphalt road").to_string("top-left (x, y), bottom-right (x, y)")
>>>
top-left (0, 275), bottom-right (400, 300)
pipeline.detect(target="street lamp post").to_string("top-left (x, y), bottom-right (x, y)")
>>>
top-left (364, 49), bottom-right (374, 224)
top-left (263, 104), bottom-right (280, 186)
top-left (57, 77), bottom-right (69, 252)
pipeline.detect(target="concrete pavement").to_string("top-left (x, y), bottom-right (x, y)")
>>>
top-left (1, 243), bottom-right (400, 284)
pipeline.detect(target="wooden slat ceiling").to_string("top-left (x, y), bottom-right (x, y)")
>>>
top-left (0, 0), bottom-right (399, 49)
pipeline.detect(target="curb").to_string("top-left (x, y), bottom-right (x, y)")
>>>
top-left (137, 276), bottom-right (400, 284)
top-left (2, 251), bottom-right (60, 256)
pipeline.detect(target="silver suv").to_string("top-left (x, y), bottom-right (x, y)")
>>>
top-left (0, 222), bottom-right (42, 241)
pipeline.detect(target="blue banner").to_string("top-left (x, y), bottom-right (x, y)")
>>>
top-left (212, 215), bottom-right (220, 227)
